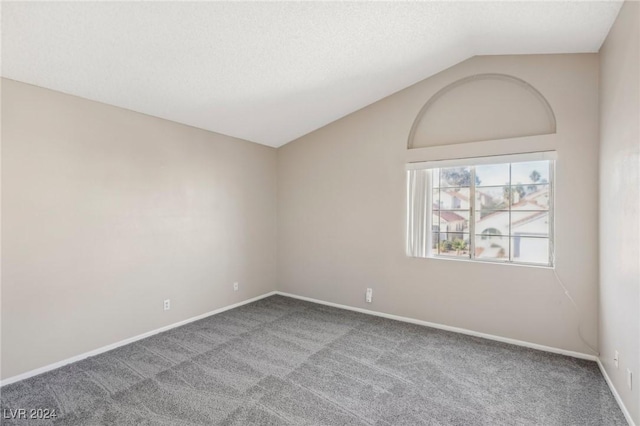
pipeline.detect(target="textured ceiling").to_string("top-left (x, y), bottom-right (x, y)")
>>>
top-left (1, 1), bottom-right (622, 147)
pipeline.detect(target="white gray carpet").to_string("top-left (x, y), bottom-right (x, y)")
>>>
top-left (0, 295), bottom-right (626, 425)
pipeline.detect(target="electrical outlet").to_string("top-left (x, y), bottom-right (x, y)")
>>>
top-left (233, 282), bottom-right (239, 291)
top-left (365, 288), bottom-right (373, 303)
top-left (164, 299), bottom-right (170, 311)
top-left (627, 369), bottom-right (633, 390)
top-left (614, 350), bottom-right (619, 368)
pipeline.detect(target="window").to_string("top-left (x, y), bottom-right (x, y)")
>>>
top-left (407, 152), bottom-right (555, 266)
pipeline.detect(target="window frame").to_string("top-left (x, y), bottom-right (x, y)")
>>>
top-left (408, 152), bottom-right (556, 268)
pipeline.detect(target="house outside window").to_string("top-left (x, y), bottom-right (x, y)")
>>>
top-left (407, 152), bottom-right (555, 267)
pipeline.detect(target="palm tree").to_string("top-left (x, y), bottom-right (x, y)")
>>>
top-left (528, 170), bottom-right (542, 192)
top-left (503, 185), bottom-right (526, 203)
top-left (530, 170), bottom-right (541, 183)
top-left (452, 239), bottom-right (467, 255)
top-left (440, 168), bottom-right (481, 187)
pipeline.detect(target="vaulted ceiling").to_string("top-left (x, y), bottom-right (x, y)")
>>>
top-left (2, 1), bottom-right (622, 147)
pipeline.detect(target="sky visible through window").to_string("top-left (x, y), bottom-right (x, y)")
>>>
top-left (475, 161), bottom-right (549, 187)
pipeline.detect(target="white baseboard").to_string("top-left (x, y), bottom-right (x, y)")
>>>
top-left (597, 359), bottom-right (636, 426)
top-left (275, 291), bottom-right (598, 362)
top-left (0, 291), bottom-right (277, 387)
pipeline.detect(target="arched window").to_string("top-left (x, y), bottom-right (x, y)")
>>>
top-left (481, 228), bottom-right (501, 240)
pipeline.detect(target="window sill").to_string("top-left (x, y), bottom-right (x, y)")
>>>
top-left (414, 255), bottom-right (555, 270)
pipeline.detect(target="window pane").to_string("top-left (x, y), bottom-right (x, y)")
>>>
top-left (431, 233), bottom-right (439, 252)
top-left (511, 211), bottom-right (549, 237)
top-left (474, 235), bottom-right (509, 261)
top-left (475, 210), bottom-right (509, 237)
top-left (513, 184), bottom-right (549, 209)
top-left (512, 236), bottom-right (549, 265)
top-left (431, 168), bottom-right (440, 189)
top-left (511, 161), bottom-right (550, 186)
top-left (434, 210), bottom-right (470, 234)
top-left (504, 186), bottom-right (524, 205)
top-left (431, 187), bottom-right (440, 209)
top-left (440, 167), bottom-right (472, 187)
top-left (437, 234), bottom-right (470, 257)
top-left (438, 187), bottom-right (470, 209)
top-left (475, 163), bottom-right (510, 187)
top-left (431, 211), bottom-right (441, 233)
top-left (476, 186), bottom-right (510, 210)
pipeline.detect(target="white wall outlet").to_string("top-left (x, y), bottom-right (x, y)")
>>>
top-left (614, 350), bottom-right (619, 368)
top-left (627, 369), bottom-right (633, 390)
top-left (233, 282), bottom-right (239, 291)
top-left (164, 299), bottom-right (170, 311)
top-left (365, 288), bottom-right (373, 303)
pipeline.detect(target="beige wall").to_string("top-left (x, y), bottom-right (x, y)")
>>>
top-left (1, 79), bottom-right (278, 379)
top-left (278, 54), bottom-right (600, 356)
top-left (599, 1), bottom-right (640, 423)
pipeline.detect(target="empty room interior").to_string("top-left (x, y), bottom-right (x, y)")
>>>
top-left (1, 1), bottom-right (639, 425)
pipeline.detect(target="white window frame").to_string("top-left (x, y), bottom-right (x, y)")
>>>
top-left (406, 151), bottom-right (556, 267)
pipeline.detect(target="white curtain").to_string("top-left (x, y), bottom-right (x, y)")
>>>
top-left (406, 169), bottom-right (430, 257)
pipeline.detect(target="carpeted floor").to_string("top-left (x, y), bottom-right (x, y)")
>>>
top-left (0, 295), bottom-right (626, 425)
